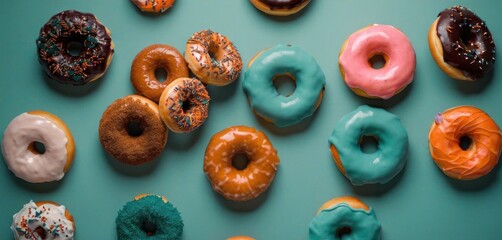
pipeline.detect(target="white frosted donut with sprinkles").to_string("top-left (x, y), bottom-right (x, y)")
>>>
top-left (11, 200), bottom-right (75, 239)
top-left (1, 111), bottom-right (75, 183)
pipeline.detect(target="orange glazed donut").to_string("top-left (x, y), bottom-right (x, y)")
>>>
top-left (185, 30), bottom-right (243, 86)
top-left (131, 0), bottom-right (175, 13)
top-left (203, 126), bottom-right (279, 201)
top-left (131, 44), bottom-right (189, 103)
top-left (227, 236), bottom-right (255, 240)
top-left (159, 78), bottom-right (210, 133)
top-left (429, 106), bottom-right (502, 179)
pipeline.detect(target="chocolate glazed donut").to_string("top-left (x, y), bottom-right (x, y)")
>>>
top-left (36, 10), bottom-right (114, 85)
top-left (436, 6), bottom-right (496, 79)
top-left (259, 0), bottom-right (307, 9)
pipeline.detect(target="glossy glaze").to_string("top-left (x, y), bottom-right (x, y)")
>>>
top-left (227, 236), bottom-right (256, 240)
top-left (185, 30), bottom-right (242, 86)
top-left (243, 44), bottom-right (325, 127)
top-left (1, 113), bottom-right (68, 183)
top-left (339, 24), bottom-right (415, 99)
top-left (328, 105), bottom-right (408, 185)
top-left (203, 126), bottom-right (279, 201)
top-left (36, 10), bottom-right (114, 85)
top-left (131, 0), bottom-right (175, 13)
top-left (428, 106), bottom-right (501, 179)
top-left (436, 6), bottom-right (495, 80)
top-left (159, 78), bottom-right (210, 133)
top-left (12, 201), bottom-right (74, 239)
top-left (131, 44), bottom-right (189, 102)
top-left (309, 203), bottom-right (381, 240)
top-left (258, 0), bottom-right (306, 9)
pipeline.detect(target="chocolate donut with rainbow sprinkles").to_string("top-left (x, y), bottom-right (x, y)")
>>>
top-left (36, 10), bottom-right (114, 85)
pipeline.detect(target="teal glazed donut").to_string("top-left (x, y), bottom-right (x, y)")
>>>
top-left (116, 195), bottom-right (183, 239)
top-left (243, 44), bottom-right (325, 127)
top-left (309, 197), bottom-right (381, 240)
top-left (328, 105), bottom-right (408, 185)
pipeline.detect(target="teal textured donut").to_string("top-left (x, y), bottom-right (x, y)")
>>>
top-left (328, 105), bottom-right (408, 185)
top-left (243, 44), bottom-right (325, 127)
top-left (116, 195), bottom-right (183, 239)
top-left (309, 197), bottom-right (381, 240)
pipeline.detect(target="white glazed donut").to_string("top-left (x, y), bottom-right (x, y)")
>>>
top-left (11, 200), bottom-right (75, 239)
top-left (1, 111), bottom-right (75, 183)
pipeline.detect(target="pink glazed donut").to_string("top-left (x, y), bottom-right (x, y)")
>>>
top-left (338, 24), bottom-right (416, 99)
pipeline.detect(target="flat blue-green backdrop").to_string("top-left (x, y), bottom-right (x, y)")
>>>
top-left (1, 0), bottom-right (501, 239)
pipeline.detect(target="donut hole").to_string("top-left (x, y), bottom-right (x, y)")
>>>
top-left (126, 119), bottom-right (144, 137)
top-left (273, 73), bottom-right (296, 97)
top-left (154, 68), bottom-right (169, 83)
top-left (67, 41), bottom-right (84, 57)
top-left (360, 135), bottom-right (379, 154)
top-left (459, 27), bottom-right (476, 51)
top-left (459, 135), bottom-right (472, 151)
top-left (28, 141), bottom-right (46, 155)
top-left (336, 226), bottom-right (352, 238)
top-left (182, 100), bottom-right (191, 112)
top-left (33, 226), bottom-right (47, 239)
top-left (232, 153), bottom-right (250, 171)
top-left (141, 220), bottom-right (157, 236)
top-left (368, 54), bottom-right (387, 69)
top-left (208, 45), bottom-right (222, 64)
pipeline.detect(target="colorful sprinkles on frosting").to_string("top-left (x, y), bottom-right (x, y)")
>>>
top-left (187, 30), bottom-right (242, 83)
top-left (166, 78), bottom-right (210, 132)
top-left (36, 10), bottom-right (113, 85)
top-left (131, 0), bottom-right (172, 13)
top-left (436, 5), bottom-right (496, 79)
top-left (13, 201), bottom-right (73, 239)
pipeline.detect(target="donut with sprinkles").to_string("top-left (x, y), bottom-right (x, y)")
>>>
top-left (428, 5), bottom-right (496, 80)
top-left (36, 10), bottom-right (114, 85)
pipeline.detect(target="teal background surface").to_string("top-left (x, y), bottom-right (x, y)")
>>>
top-left (1, 0), bottom-right (501, 239)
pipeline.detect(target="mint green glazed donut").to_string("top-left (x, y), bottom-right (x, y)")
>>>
top-left (243, 44), bottom-right (325, 127)
top-left (328, 105), bottom-right (408, 185)
top-left (309, 203), bottom-right (381, 240)
top-left (116, 195), bottom-right (183, 239)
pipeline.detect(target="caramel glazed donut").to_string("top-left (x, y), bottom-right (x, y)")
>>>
top-left (36, 10), bottom-right (114, 85)
top-left (428, 6), bottom-right (496, 80)
top-left (227, 236), bottom-right (255, 240)
top-left (185, 30), bottom-right (243, 86)
top-left (204, 126), bottom-right (279, 201)
top-left (99, 95), bottom-right (168, 165)
top-left (131, 44), bottom-right (189, 102)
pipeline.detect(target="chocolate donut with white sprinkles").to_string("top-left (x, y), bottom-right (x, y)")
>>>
top-left (430, 6), bottom-right (495, 80)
